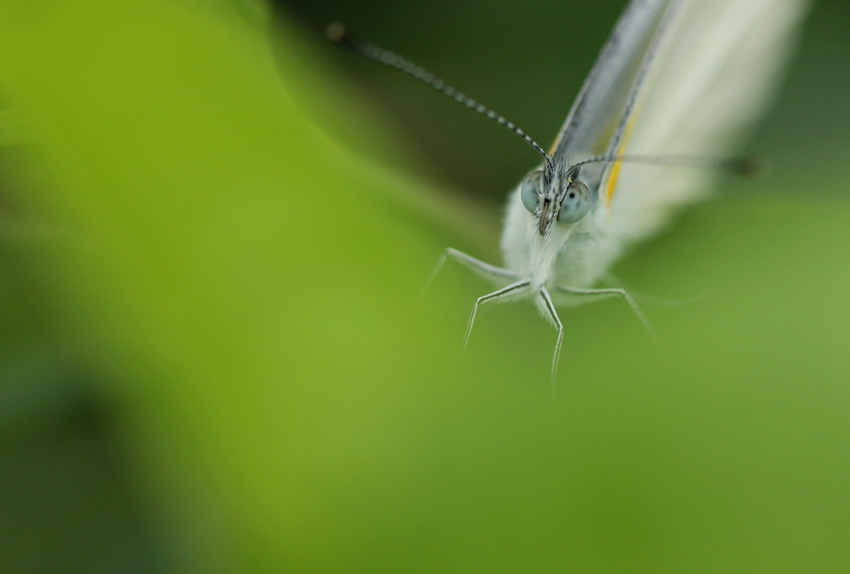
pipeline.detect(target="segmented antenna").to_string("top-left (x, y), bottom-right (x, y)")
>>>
top-left (327, 22), bottom-right (554, 170)
top-left (571, 154), bottom-right (765, 177)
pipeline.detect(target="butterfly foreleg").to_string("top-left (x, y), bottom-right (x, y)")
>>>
top-left (601, 272), bottom-right (710, 308)
top-left (555, 285), bottom-right (657, 342)
top-left (424, 248), bottom-right (520, 294)
top-left (462, 280), bottom-right (532, 352)
top-left (538, 287), bottom-right (564, 387)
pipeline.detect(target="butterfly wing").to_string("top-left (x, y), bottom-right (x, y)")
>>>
top-left (601, 0), bottom-right (810, 250)
top-left (502, 0), bottom-right (808, 288)
top-left (551, 0), bottom-right (682, 189)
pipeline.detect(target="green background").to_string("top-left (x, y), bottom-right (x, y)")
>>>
top-left (0, 0), bottom-right (848, 572)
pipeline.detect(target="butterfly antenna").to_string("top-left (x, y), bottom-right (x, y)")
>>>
top-left (570, 154), bottom-right (766, 177)
top-left (327, 22), bottom-right (554, 170)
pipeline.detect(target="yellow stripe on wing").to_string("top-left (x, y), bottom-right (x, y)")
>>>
top-left (604, 113), bottom-right (639, 206)
top-left (548, 135), bottom-right (561, 157)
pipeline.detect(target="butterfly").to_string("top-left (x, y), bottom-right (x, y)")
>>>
top-left (330, 0), bottom-right (810, 382)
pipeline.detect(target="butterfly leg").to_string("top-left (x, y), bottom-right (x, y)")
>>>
top-left (424, 248), bottom-right (520, 294)
top-left (601, 272), bottom-right (710, 308)
top-left (555, 285), bottom-right (657, 342)
top-left (463, 280), bottom-right (532, 352)
top-left (538, 287), bottom-right (564, 387)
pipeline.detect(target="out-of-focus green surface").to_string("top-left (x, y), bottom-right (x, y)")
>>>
top-left (0, 1), bottom-right (848, 573)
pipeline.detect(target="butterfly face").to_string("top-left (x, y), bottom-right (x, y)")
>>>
top-left (520, 164), bottom-right (592, 236)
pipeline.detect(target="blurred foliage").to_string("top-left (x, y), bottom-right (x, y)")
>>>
top-left (0, 1), bottom-right (848, 573)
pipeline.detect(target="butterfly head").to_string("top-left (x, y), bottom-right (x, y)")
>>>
top-left (520, 162), bottom-right (591, 236)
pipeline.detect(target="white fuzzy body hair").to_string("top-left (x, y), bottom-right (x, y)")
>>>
top-left (502, 187), bottom-right (615, 295)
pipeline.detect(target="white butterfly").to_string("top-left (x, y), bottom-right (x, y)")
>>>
top-left (330, 0), bottom-right (810, 381)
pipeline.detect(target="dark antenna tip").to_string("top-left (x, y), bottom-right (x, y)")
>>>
top-left (729, 156), bottom-right (769, 178)
top-left (326, 22), bottom-right (349, 44)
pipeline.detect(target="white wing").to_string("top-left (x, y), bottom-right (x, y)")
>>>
top-left (552, 0), bottom-right (677, 163)
top-left (604, 0), bottom-right (810, 252)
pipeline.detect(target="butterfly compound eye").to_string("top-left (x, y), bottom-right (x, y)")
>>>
top-left (520, 169), bottom-right (543, 214)
top-left (557, 180), bottom-right (590, 224)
